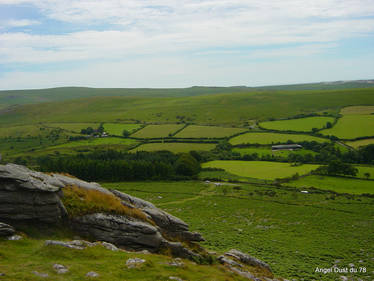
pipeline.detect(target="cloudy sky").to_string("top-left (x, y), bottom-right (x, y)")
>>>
top-left (0, 0), bottom-right (374, 89)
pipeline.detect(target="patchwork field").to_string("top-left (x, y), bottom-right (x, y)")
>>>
top-left (340, 105), bottom-right (374, 115)
top-left (103, 123), bottom-right (143, 136)
top-left (229, 132), bottom-right (327, 145)
top-left (232, 147), bottom-right (317, 157)
top-left (346, 138), bottom-right (374, 148)
top-left (101, 181), bottom-right (374, 281)
top-left (47, 137), bottom-right (138, 149)
top-left (175, 125), bottom-right (247, 138)
top-left (131, 124), bottom-right (184, 138)
top-left (46, 123), bottom-right (99, 133)
top-left (131, 142), bottom-right (216, 153)
top-left (355, 165), bottom-right (374, 179)
top-left (202, 161), bottom-right (319, 180)
top-left (321, 115), bottom-right (374, 139)
top-left (259, 116), bottom-right (335, 132)
top-left (288, 175), bottom-right (374, 194)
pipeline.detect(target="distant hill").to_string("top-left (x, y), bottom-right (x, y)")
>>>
top-left (1, 87), bottom-right (374, 126)
top-left (0, 79), bottom-right (373, 109)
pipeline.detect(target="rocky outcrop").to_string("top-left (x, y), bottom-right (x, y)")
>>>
top-left (0, 222), bottom-right (15, 237)
top-left (0, 164), bottom-right (203, 259)
top-left (0, 164), bottom-right (67, 223)
top-left (71, 213), bottom-right (164, 251)
top-left (218, 249), bottom-right (273, 280)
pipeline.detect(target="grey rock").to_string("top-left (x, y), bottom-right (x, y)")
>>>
top-left (225, 249), bottom-right (272, 273)
top-left (169, 277), bottom-right (183, 281)
top-left (0, 273), bottom-right (5, 276)
top-left (101, 241), bottom-right (119, 251)
top-left (32, 271), bottom-right (49, 278)
top-left (53, 264), bottom-right (69, 274)
top-left (54, 174), bottom-right (112, 195)
top-left (7, 234), bottom-right (22, 241)
top-left (72, 213), bottom-right (164, 251)
top-left (0, 222), bottom-right (15, 237)
top-left (126, 258), bottom-right (146, 268)
top-left (0, 164), bottom-right (67, 223)
top-left (45, 240), bottom-right (84, 250)
top-left (218, 255), bottom-right (243, 267)
top-left (86, 271), bottom-right (99, 278)
top-left (169, 258), bottom-right (184, 267)
top-left (340, 276), bottom-right (348, 281)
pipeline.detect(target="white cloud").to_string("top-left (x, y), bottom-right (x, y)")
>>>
top-left (1, 19), bottom-right (40, 28)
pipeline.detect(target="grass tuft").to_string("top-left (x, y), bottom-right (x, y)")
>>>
top-left (61, 185), bottom-right (154, 225)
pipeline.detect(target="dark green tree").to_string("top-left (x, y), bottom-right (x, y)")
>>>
top-left (175, 153), bottom-right (201, 176)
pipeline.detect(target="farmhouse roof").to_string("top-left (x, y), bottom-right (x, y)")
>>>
top-left (272, 144), bottom-right (302, 150)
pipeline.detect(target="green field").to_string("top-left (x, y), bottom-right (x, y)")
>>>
top-left (259, 117), bottom-right (335, 132)
top-left (229, 132), bottom-right (327, 145)
top-left (288, 175), bottom-right (374, 194)
top-left (46, 123), bottom-right (99, 133)
top-left (103, 123), bottom-right (143, 136)
top-left (0, 125), bottom-right (48, 138)
top-left (47, 137), bottom-right (137, 149)
top-left (131, 124), bottom-right (184, 138)
top-left (340, 105), bottom-right (374, 115)
top-left (131, 142), bottom-right (216, 153)
top-left (202, 161), bottom-right (319, 180)
top-left (232, 147), bottom-right (317, 157)
top-left (321, 115), bottom-right (374, 139)
top-left (175, 125), bottom-right (246, 138)
top-left (2, 88), bottom-right (374, 126)
top-left (101, 181), bottom-right (374, 280)
top-left (346, 138), bottom-right (374, 148)
top-left (356, 165), bottom-right (374, 179)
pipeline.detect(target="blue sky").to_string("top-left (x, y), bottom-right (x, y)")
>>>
top-left (0, 0), bottom-right (374, 89)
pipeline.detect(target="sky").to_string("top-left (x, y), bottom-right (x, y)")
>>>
top-left (0, 0), bottom-right (374, 90)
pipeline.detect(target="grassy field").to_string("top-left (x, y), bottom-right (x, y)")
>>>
top-left (229, 132), bottom-right (327, 145)
top-left (101, 181), bottom-right (374, 280)
top-left (321, 115), bottom-right (374, 139)
top-left (1, 88), bottom-right (374, 126)
top-left (47, 137), bottom-right (137, 149)
top-left (0, 235), bottom-right (247, 281)
top-left (346, 138), bottom-right (374, 148)
top-left (340, 105), bottom-right (374, 115)
top-left (0, 125), bottom-right (48, 138)
top-left (103, 123), bottom-right (143, 136)
top-left (46, 123), bottom-right (99, 133)
top-left (175, 125), bottom-right (246, 138)
top-left (202, 161), bottom-right (319, 180)
top-left (131, 124), bottom-right (184, 138)
top-left (259, 117), bottom-right (335, 132)
top-left (288, 175), bottom-right (374, 194)
top-left (131, 142), bottom-right (216, 153)
top-left (355, 165), bottom-right (374, 179)
top-left (232, 147), bottom-right (317, 157)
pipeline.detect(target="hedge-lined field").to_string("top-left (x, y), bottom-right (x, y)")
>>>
top-left (340, 105), bottom-right (374, 115)
top-left (232, 147), bottom-right (317, 157)
top-left (346, 138), bottom-right (374, 148)
top-left (46, 122), bottom-right (99, 133)
top-left (103, 123), bottom-right (142, 136)
top-left (259, 117), bottom-right (335, 132)
top-left (229, 132), bottom-right (327, 145)
top-left (131, 124), bottom-right (184, 138)
top-left (175, 125), bottom-right (247, 138)
top-left (131, 142), bottom-right (216, 153)
top-left (48, 137), bottom-right (138, 149)
top-left (321, 115), bottom-right (374, 139)
top-left (288, 175), bottom-right (374, 194)
top-left (202, 160), bottom-right (319, 180)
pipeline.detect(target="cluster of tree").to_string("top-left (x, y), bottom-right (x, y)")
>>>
top-left (37, 150), bottom-right (200, 181)
top-left (80, 123), bottom-right (104, 135)
top-left (314, 159), bottom-right (358, 177)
